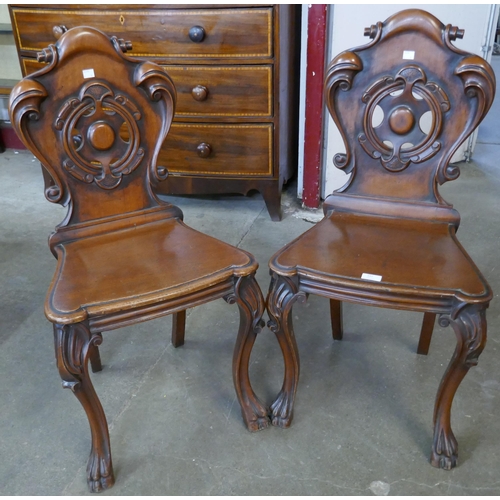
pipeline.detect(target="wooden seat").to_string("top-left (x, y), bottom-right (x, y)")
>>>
top-left (9, 27), bottom-right (269, 493)
top-left (47, 217), bottom-right (254, 323)
top-left (266, 9), bottom-right (495, 470)
top-left (273, 213), bottom-right (488, 298)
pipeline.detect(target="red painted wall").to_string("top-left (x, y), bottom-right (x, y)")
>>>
top-left (302, 4), bottom-right (328, 209)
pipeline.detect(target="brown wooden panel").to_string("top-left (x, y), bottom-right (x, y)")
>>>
top-left (22, 58), bottom-right (46, 75)
top-left (163, 65), bottom-right (272, 117)
top-left (161, 123), bottom-right (272, 177)
top-left (11, 7), bottom-right (273, 58)
top-left (22, 61), bottom-right (272, 117)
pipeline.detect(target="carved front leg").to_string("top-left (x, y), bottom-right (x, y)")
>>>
top-left (54, 323), bottom-right (114, 492)
top-left (431, 303), bottom-right (487, 470)
top-left (224, 274), bottom-right (270, 432)
top-left (266, 272), bottom-right (306, 428)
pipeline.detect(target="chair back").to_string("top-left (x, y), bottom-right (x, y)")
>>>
top-left (324, 9), bottom-right (495, 222)
top-left (9, 26), bottom-right (178, 229)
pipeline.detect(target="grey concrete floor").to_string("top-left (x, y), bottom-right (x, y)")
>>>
top-left (1, 62), bottom-right (500, 496)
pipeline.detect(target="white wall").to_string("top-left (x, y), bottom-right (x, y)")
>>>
top-left (297, 4), bottom-right (498, 198)
top-left (0, 5), bottom-right (22, 81)
top-left (296, 4), bottom-right (309, 199)
top-left (0, 4), bottom-right (23, 121)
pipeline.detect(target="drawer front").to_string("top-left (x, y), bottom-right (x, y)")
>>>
top-left (164, 65), bottom-right (272, 117)
top-left (21, 58), bottom-right (45, 75)
top-left (20, 59), bottom-right (273, 118)
top-left (12, 7), bottom-right (273, 59)
top-left (160, 124), bottom-right (273, 177)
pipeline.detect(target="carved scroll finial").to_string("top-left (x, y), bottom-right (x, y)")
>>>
top-left (324, 51), bottom-right (363, 175)
top-left (9, 78), bottom-right (67, 204)
top-left (437, 55), bottom-right (496, 185)
top-left (115, 38), bottom-right (132, 53)
top-left (362, 21), bottom-right (382, 44)
top-left (447, 25), bottom-right (464, 41)
top-left (134, 61), bottom-right (177, 183)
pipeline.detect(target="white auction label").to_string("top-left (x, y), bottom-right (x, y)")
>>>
top-left (402, 50), bottom-right (415, 60)
top-left (82, 68), bottom-right (95, 79)
top-left (361, 273), bottom-right (382, 282)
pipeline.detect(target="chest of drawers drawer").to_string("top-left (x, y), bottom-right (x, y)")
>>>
top-left (161, 123), bottom-right (272, 176)
top-left (10, 4), bottom-right (300, 221)
top-left (163, 65), bottom-right (272, 118)
top-left (11, 7), bottom-right (273, 60)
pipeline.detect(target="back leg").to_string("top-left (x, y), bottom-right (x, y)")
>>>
top-left (171, 310), bottom-right (186, 348)
top-left (330, 299), bottom-right (343, 341)
top-left (417, 312), bottom-right (436, 355)
top-left (89, 343), bottom-right (103, 373)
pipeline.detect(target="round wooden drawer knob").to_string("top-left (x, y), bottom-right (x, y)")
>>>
top-left (191, 85), bottom-right (208, 101)
top-left (189, 26), bottom-right (205, 43)
top-left (197, 142), bottom-right (212, 158)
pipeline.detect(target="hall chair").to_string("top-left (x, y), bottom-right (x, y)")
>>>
top-left (9, 27), bottom-right (269, 492)
top-left (266, 9), bottom-right (495, 469)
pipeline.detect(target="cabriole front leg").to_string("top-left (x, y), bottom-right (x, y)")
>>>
top-left (431, 303), bottom-right (487, 470)
top-left (54, 322), bottom-right (114, 492)
top-left (266, 272), bottom-right (305, 428)
top-left (224, 274), bottom-right (270, 432)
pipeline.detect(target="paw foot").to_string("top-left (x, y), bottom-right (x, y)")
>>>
top-left (245, 414), bottom-right (271, 432)
top-left (430, 450), bottom-right (458, 470)
top-left (431, 427), bottom-right (458, 470)
top-left (270, 390), bottom-right (294, 428)
top-left (87, 452), bottom-right (114, 493)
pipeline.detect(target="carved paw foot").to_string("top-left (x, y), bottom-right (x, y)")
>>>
top-left (87, 452), bottom-right (115, 493)
top-left (430, 450), bottom-right (457, 470)
top-left (244, 413), bottom-right (271, 433)
top-left (430, 428), bottom-right (458, 470)
top-left (270, 390), bottom-right (294, 428)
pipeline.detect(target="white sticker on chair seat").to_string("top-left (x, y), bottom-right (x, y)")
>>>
top-left (403, 50), bottom-right (415, 60)
top-left (361, 273), bottom-right (382, 281)
top-left (82, 68), bottom-right (95, 79)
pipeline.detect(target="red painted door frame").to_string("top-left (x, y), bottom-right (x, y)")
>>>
top-left (302, 4), bottom-right (328, 209)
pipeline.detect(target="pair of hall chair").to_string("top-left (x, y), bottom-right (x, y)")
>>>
top-left (9, 9), bottom-right (495, 493)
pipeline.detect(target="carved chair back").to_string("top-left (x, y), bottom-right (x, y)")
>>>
top-left (9, 26), bottom-right (177, 233)
top-left (324, 9), bottom-right (495, 221)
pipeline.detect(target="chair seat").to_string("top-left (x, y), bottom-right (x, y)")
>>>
top-left (271, 212), bottom-right (490, 301)
top-left (46, 218), bottom-right (256, 324)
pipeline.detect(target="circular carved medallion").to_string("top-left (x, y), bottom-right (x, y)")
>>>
top-left (358, 66), bottom-right (450, 172)
top-left (55, 81), bottom-right (144, 189)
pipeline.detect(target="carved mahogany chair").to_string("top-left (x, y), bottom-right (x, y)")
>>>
top-left (267, 9), bottom-right (495, 469)
top-left (9, 27), bottom-right (269, 492)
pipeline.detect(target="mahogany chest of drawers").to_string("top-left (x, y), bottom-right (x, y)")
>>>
top-left (9, 4), bottom-right (300, 220)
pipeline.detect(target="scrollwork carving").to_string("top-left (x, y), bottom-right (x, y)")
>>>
top-left (55, 81), bottom-right (144, 190)
top-left (324, 51), bottom-right (363, 174)
top-left (9, 79), bottom-right (67, 204)
top-left (437, 55), bottom-right (496, 184)
top-left (266, 273), bottom-right (306, 428)
top-left (135, 61), bottom-right (177, 184)
top-left (267, 273), bottom-right (306, 335)
top-left (358, 65), bottom-right (448, 172)
top-left (224, 275), bottom-right (265, 335)
top-left (54, 323), bottom-right (103, 392)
